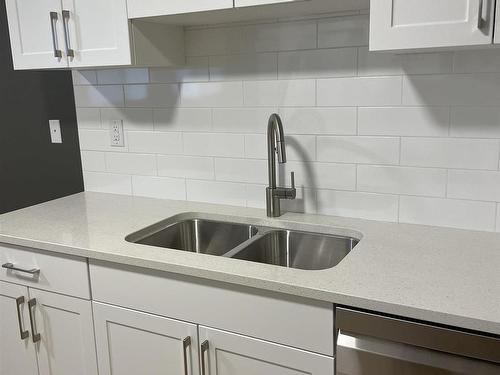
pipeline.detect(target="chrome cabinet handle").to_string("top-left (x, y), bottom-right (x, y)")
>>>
top-left (2, 262), bottom-right (40, 275)
top-left (49, 12), bottom-right (62, 58)
top-left (62, 10), bottom-right (75, 58)
top-left (200, 340), bottom-right (209, 375)
top-left (28, 299), bottom-right (41, 343)
top-left (182, 336), bottom-right (191, 375)
top-left (477, 0), bottom-right (488, 30)
top-left (15, 296), bottom-right (29, 340)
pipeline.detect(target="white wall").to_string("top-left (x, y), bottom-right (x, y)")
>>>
top-left (74, 10), bottom-right (500, 232)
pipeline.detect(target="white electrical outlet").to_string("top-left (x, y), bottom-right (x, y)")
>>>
top-left (49, 120), bottom-right (62, 143)
top-left (109, 120), bottom-right (124, 147)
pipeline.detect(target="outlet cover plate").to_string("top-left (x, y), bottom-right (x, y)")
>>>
top-left (109, 120), bottom-right (124, 147)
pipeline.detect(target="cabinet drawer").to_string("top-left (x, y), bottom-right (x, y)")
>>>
top-left (90, 260), bottom-right (334, 356)
top-left (0, 243), bottom-right (90, 299)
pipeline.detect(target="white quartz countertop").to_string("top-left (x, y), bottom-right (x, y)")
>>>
top-left (0, 192), bottom-right (499, 336)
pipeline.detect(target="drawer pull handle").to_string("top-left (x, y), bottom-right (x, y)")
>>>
top-left (2, 263), bottom-right (40, 275)
top-left (28, 298), bottom-right (41, 343)
top-left (15, 296), bottom-right (29, 340)
top-left (201, 340), bottom-right (209, 375)
top-left (49, 12), bottom-right (62, 58)
top-left (183, 336), bottom-right (191, 375)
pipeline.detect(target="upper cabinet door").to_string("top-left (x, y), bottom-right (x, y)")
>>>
top-left (127, 0), bottom-right (233, 18)
top-left (0, 282), bottom-right (38, 375)
top-left (62, 0), bottom-right (131, 68)
top-left (93, 302), bottom-right (200, 375)
top-left (370, 0), bottom-right (495, 51)
top-left (29, 289), bottom-right (98, 375)
top-left (495, 1), bottom-right (500, 43)
top-left (199, 326), bottom-right (334, 375)
top-left (235, 0), bottom-right (303, 7)
top-left (5, 0), bottom-right (68, 69)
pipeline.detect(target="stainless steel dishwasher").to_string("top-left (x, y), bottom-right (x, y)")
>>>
top-left (336, 307), bottom-right (500, 375)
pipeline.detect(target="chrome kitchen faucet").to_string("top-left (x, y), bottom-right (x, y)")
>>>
top-left (266, 114), bottom-right (296, 217)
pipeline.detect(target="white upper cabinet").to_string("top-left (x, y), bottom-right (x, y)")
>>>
top-left (5, 0), bottom-right (67, 69)
top-left (235, 0), bottom-right (303, 7)
top-left (127, 0), bottom-right (234, 18)
top-left (495, 1), bottom-right (500, 43)
top-left (61, 0), bottom-right (131, 67)
top-left (370, 0), bottom-right (495, 51)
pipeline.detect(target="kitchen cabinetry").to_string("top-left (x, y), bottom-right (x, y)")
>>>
top-left (0, 245), bottom-right (98, 375)
top-left (495, 2), bottom-right (500, 43)
top-left (127, 0), bottom-right (234, 18)
top-left (93, 302), bottom-right (199, 375)
top-left (0, 281), bottom-right (38, 375)
top-left (235, 0), bottom-right (303, 7)
top-left (199, 326), bottom-right (334, 375)
top-left (370, 0), bottom-right (495, 51)
top-left (5, 0), bottom-right (184, 70)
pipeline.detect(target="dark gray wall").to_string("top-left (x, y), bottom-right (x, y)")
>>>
top-left (0, 1), bottom-right (83, 214)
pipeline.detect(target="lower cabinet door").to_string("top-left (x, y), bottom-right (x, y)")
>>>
top-left (0, 281), bottom-right (38, 375)
top-left (199, 326), bottom-right (335, 375)
top-left (29, 289), bottom-right (98, 375)
top-left (93, 302), bottom-right (200, 375)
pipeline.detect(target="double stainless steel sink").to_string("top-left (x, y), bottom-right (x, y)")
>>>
top-left (126, 214), bottom-right (359, 270)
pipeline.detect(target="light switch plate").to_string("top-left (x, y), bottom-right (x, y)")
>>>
top-left (49, 120), bottom-right (62, 143)
top-left (109, 120), bottom-right (124, 147)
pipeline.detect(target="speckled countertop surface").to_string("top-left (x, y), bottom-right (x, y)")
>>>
top-left (0, 192), bottom-right (499, 336)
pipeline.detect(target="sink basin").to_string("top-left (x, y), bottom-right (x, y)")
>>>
top-left (230, 230), bottom-right (358, 270)
top-left (127, 218), bottom-right (258, 256)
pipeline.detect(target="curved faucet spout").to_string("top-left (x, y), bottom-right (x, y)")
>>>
top-left (268, 113), bottom-right (286, 163)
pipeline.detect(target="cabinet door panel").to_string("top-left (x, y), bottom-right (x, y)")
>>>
top-left (0, 281), bottom-right (38, 375)
top-left (495, 2), bottom-right (500, 44)
top-left (62, 0), bottom-right (131, 67)
top-left (235, 0), bottom-right (303, 7)
top-left (127, 0), bottom-right (233, 18)
top-left (93, 302), bottom-right (200, 375)
top-left (29, 289), bottom-right (98, 375)
top-left (200, 326), bottom-right (334, 375)
top-left (370, 0), bottom-right (494, 51)
top-left (5, 0), bottom-right (67, 69)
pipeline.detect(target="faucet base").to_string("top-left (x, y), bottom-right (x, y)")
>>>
top-left (266, 187), bottom-right (281, 218)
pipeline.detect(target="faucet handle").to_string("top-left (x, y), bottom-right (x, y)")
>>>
top-left (290, 171), bottom-right (295, 189)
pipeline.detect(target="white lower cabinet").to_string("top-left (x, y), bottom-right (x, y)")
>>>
top-left (30, 289), bottom-right (98, 375)
top-left (0, 281), bottom-right (38, 375)
top-left (93, 302), bottom-right (200, 375)
top-left (199, 326), bottom-right (335, 375)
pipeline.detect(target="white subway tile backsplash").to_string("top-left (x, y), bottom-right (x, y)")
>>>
top-left (158, 155), bottom-right (214, 180)
top-left (279, 108), bottom-right (357, 135)
top-left (124, 84), bottom-right (180, 108)
top-left (187, 180), bottom-right (248, 206)
top-left (399, 196), bottom-right (496, 231)
top-left (244, 80), bottom-right (316, 107)
top-left (357, 165), bottom-right (447, 197)
top-left (74, 85), bottom-right (124, 107)
top-left (128, 132), bottom-right (183, 154)
top-left (215, 158), bottom-right (267, 184)
top-left (278, 48), bottom-right (357, 79)
top-left (317, 76), bottom-right (402, 107)
top-left (83, 172), bottom-right (132, 195)
top-left (450, 107), bottom-right (500, 138)
top-left (181, 82), bottom-right (243, 107)
top-left (210, 53), bottom-right (277, 81)
top-left (358, 107), bottom-right (449, 136)
top-left (100, 108), bottom-right (154, 131)
top-left (183, 133), bottom-right (245, 157)
top-left (317, 190), bottom-right (398, 222)
top-left (76, 108), bottom-right (101, 129)
top-left (318, 15), bottom-right (369, 48)
top-left (132, 176), bottom-right (186, 200)
top-left (403, 74), bottom-right (500, 106)
top-left (74, 15), bottom-right (500, 232)
top-left (213, 108), bottom-right (273, 133)
top-left (154, 108), bottom-right (212, 132)
top-left (447, 170), bottom-right (500, 202)
top-left (317, 136), bottom-right (400, 165)
top-left (97, 69), bottom-right (149, 85)
top-left (401, 138), bottom-right (499, 170)
top-left (105, 152), bottom-right (157, 176)
top-left (81, 151), bottom-right (106, 172)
